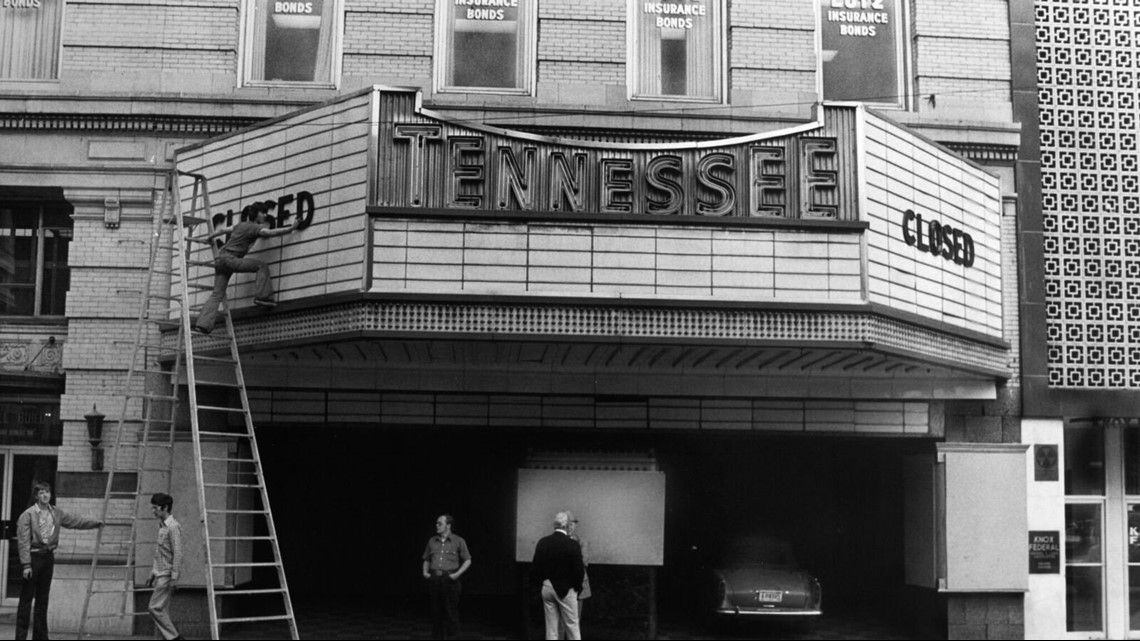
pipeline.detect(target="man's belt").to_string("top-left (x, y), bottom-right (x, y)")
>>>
top-left (430, 569), bottom-right (454, 576)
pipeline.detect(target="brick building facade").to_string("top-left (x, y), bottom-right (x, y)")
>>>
top-left (0, 1), bottom-right (1035, 638)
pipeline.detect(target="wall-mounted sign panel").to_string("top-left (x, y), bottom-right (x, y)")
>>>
top-left (862, 110), bottom-right (1003, 338)
top-left (174, 89), bottom-right (375, 310)
top-left (516, 469), bottom-right (666, 566)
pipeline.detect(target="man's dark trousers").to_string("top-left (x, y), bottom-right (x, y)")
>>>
top-left (16, 551), bottom-right (54, 640)
top-left (429, 573), bottom-right (461, 639)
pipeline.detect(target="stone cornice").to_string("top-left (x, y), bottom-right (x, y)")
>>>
top-left (0, 112), bottom-right (263, 135)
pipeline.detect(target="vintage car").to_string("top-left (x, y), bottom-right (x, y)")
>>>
top-left (699, 535), bottom-right (822, 617)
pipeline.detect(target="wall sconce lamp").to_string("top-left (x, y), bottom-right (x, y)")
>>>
top-left (85, 404), bottom-right (106, 471)
top-left (103, 197), bottom-right (120, 230)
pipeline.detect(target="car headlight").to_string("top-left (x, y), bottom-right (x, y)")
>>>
top-left (810, 578), bottom-right (822, 608)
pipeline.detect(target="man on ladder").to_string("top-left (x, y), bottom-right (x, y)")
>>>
top-left (194, 208), bottom-right (299, 335)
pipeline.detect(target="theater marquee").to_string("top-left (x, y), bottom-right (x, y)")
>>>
top-left (377, 106), bottom-right (859, 221)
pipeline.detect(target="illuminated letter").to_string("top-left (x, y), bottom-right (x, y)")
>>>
top-left (696, 153), bottom-right (735, 217)
top-left (750, 146), bottom-right (786, 217)
top-left (496, 146), bottom-right (537, 210)
top-left (392, 124), bottom-right (443, 207)
top-left (549, 152), bottom-right (588, 212)
top-left (645, 155), bottom-right (684, 216)
top-left (601, 158), bottom-right (634, 214)
top-left (448, 137), bottom-right (485, 209)
top-left (800, 138), bottom-right (839, 219)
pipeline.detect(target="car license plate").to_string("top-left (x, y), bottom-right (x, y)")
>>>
top-left (756, 591), bottom-right (783, 603)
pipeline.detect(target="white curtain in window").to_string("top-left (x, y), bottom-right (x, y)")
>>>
top-left (312, 0), bottom-right (334, 82)
top-left (637, 10), bottom-right (662, 94)
top-left (249, 0), bottom-right (268, 80)
top-left (685, 0), bottom-right (718, 99)
top-left (0, 0), bottom-right (63, 79)
top-left (632, 0), bottom-right (720, 100)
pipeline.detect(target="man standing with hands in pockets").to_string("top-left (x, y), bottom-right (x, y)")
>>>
top-left (422, 514), bottom-right (472, 640)
top-left (146, 493), bottom-right (185, 641)
top-left (533, 511), bottom-right (585, 640)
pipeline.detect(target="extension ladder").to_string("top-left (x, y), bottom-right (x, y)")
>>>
top-left (77, 169), bottom-right (298, 640)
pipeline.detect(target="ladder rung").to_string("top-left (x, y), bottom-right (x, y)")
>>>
top-left (217, 615), bottom-right (294, 624)
top-left (206, 509), bottom-right (270, 515)
top-left (186, 236), bottom-right (213, 244)
top-left (201, 457), bottom-right (258, 464)
top-left (187, 260), bottom-right (215, 267)
top-left (131, 343), bottom-right (179, 352)
top-left (216, 588), bottom-right (288, 596)
top-left (203, 482), bottom-right (263, 488)
top-left (114, 441), bottom-right (176, 448)
top-left (85, 611), bottom-right (153, 618)
top-left (194, 380), bottom-right (240, 388)
top-left (212, 562), bottom-right (283, 568)
top-left (188, 283), bottom-right (213, 290)
top-left (197, 430), bottom-right (251, 439)
top-left (181, 215), bottom-right (208, 226)
top-left (192, 356), bottom-right (237, 364)
top-left (210, 535), bottom-right (276, 541)
top-left (134, 367), bottom-right (177, 376)
top-left (196, 406), bottom-right (247, 414)
top-left (127, 393), bottom-right (179, 402)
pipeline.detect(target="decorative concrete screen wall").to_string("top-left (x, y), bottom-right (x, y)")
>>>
top-left (174, 89), bottom-right (375, 308)
top-left (862, 111), bottom-right (1004, 338)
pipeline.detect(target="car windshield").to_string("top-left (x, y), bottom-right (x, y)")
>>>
top-left (716, 538), bottom-right (797, 567)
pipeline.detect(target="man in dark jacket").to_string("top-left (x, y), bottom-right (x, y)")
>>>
top-left (532, 511), bottom-right (584, 640)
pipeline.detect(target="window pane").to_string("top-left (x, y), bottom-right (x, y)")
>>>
top-left (1066, 503), bottom-right (1103, 564)
top-left (0, 0), bottom-right (63, 80)
top-left (249, 0), bottom-right (337, 83)
top-left (39, 226), bottom-right (69, 316)
top-left (1127, 427), bottom-right (1140, 495)
top-left (0, 201), bottom-right (70, 317)
top-left (1065, 425), bottom-right (1105, 495)
top-left (820, 0), bottom-right (903, 105)
top-left (1066, 503), bottom-right (1104, 633)
top-left (440, 1), bottom-right (530, 91)
top-left (454, 30), bottom-right (516, 88)
top-left (0, 208), bottom-right (38, 316)
top-left (1131, 505), bottom-right (1140, 630)
top-left (1068, 565), bottom-right (1104, 632)
top-left (631, 0), bottom-right (722, 101)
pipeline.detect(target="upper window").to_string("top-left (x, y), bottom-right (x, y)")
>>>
top-left (819, 0), bottom-right (906, 107)
top-left (0, 199), bottom-right (71, 317)
top-left (435, 0), bottom-right (535, 93)
top-left (0, 0), bottom-right (64, 81)
top-left (243, 0), bottom-right (341, 85)
top-left (629, 0), bottom-right (724, 102)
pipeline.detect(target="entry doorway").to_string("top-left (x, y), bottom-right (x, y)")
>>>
top-left (0, 450), bottom-right (58, 606)
top-left (1064, 420), bottom-right (1140, 638)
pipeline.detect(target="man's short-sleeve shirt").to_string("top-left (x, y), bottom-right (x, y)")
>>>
top-left (220, 222), bottom-right (262, 258)
top-left (423, 533), bottom-right (471, 573)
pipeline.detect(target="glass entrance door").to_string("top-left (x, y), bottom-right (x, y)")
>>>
top-left (2, 451), bottom-right (58, 606)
